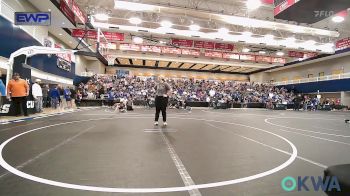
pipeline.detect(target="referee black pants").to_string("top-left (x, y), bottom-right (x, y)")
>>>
top-left (155, 96), bottom-right (168, 122)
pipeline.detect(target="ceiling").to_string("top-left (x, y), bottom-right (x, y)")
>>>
top-left (27, 0), bottom-right (350, 75)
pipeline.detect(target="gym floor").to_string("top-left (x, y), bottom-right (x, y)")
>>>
top-left (0, 108), bottom-right (349, 196)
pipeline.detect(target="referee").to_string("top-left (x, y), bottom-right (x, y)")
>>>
top-left (154, 78), bottom-right (171, 126)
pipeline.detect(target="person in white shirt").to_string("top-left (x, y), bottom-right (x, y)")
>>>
top-left (32, 79), bottom-right (43, 113)
top-left (209, 89), bottom-right (216, 97)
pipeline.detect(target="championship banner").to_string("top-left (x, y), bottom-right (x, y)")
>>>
top-left (336, 37), bottom-right (350, 50)
top-left (60, 0), bottom-right (75, 25)
top-left (214, 43), bottom-right (234, 51)
top-left (162, 47), bottom-right (181, 55)
top-left (141, 45), bottom-right (161, 53)
top-left (171, 39), bottom-right (194, 47)
top-left (181, 49), bottom-right (200, 56)
top-left (288, 51), bottom-right (304, 58)
top-left (256, 56), bottom-right (272, 63)
top-left (72, 0), bottom-right (86, 23)
top-left (204, 51), bottom-right (222, 58)
top-left (194, 41), bottom-right (215, 50)
top-left (60, 0), bottom-right (86, 24)
top-left (71, 29), bottom-right (124, 42)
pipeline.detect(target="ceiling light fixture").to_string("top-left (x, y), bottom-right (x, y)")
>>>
top-left (265, 34), bottom-right (274, 39)
top-left (332, 16), bottom-right (345, 23)
top-left (286, 37), bottom-right (296, 42)
top-left (242, 48), bottom-right (250, 53)
top-left (306, 40), bottom-right (316, 45)
top-left (325, 43), bottom-right (335, 48)
top-left (218, 27), bottom-right (229, 34)
top-left (242, 31), bottom-right (253, 36)
top-left (160, 20), bottom-right (173, 28)
top-left (133, 37), bottom-right (143, 44)
top-left (94, 13), bottom-right (109, 21)
top-left (129, 17), bottom-right (142, 25)
top-left (246, 0), bottom-right (262, 10)
top-left (276, 51), bottom-right (284, 56)
top-left (114, 0), bottom-right (156, 11)
top-left (189, 24), bottom-right (200, 31)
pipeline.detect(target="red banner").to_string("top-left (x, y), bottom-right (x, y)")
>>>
top-left (240, 54), bottom-right (256, 61)
top-left (223, 53), bottom-right (240, 60)
top-left (119, 44), bottom-right (140, 51)
top-left (171, 39), bottom-right (193, 47)
top-left (141, 45), bottom-right (161, 53)
top-left (162, 47), bottom-right (182, 55)
top-left (72, 1), bottom-right (86, 23)
top-left (272, 57), bottom-right (286, 64)
top-left (336, 37), bottom-right (350, 50)
top-left (274, 0), bottom-right (298, 16)
top-left (181, 49), bottom-right (200, 56)
top-left (256, 56), bottom-right (272, 63)
top-left (102, 31), bottom-right (124, 41)
top-left (62, 0), bottom-right (73, 7)
top-left (203, 42), bottom-right (215, 50)
top-left (288, 51), bottom-right (304, 58)
top-left (72, 29), bottom-right (124, 42)
top-left (72, 29), bottom-right (97, 39)
top-left (194, 41), bottom-right (204, 48)
top-left (60, 0), bottom-right (75, 25)
top-left (304, 52), bottom-right (318, 58)
top-left (204, 51), bottom-right (222, 58)
top-left (215, 43), bottom-right (234, 51)
top-left (194, 41), bottom-right (215, 49)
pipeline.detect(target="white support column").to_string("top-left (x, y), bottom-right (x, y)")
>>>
top-left (341, 91), bottom-right (350, 107)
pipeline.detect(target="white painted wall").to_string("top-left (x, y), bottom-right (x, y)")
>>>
top-left (341, 92), bottom-right (350, 106)
top-left (249, 72), bottom-right (270, 83)
top-left (86, 60), bottom-right (105, 74)
top-left (1, 0), bottom-right (48, 45)
top-left (74, 55), bottom-right (89, 75)
top-left (106, 67), bottom-right (249, 81)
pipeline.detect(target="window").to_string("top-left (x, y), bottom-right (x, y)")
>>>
top-left (308, 74), bottom-right (314, 78)
top-left (319, 72), bottom-right (325, 77)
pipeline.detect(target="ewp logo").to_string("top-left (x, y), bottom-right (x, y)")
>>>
top-left (15, 12), bottom-right (51, 26)
top-left (281, 176), bottom-right (341, 192)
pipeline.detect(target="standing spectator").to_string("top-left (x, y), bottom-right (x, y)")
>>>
top-left (6, 73), bottom-right (29, 116)
top-left (0, 77), bottom-right (5, 106)
top-left (69, 87), bottom-right (76, 108)
top-left (64, 86), bottom-right (72, 109)
top-left (32, 79), bottom-right (43, 113)
top-left (50, 85), bottom-right (60, 109)
top-left (126, 97), bottom-right (134, 111)
top-left (57, 85), bottom-right (65, 110)
top-left (42, 84), bottom-right (50, 108)
top-left (76, 90), bottom-right (82, 109)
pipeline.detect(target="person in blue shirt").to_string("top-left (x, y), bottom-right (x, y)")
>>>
top-left (107, 88), bottom-right (114, 107)
top-left (50, 85), bottom-right (60, 109)
top-left (64, 86), bottom-right (72, 109)
top-left (0, 79), bottom-right (5, 106)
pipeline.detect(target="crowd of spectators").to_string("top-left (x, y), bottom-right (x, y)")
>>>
top-left (76, 74), bottom-right (296, 106)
